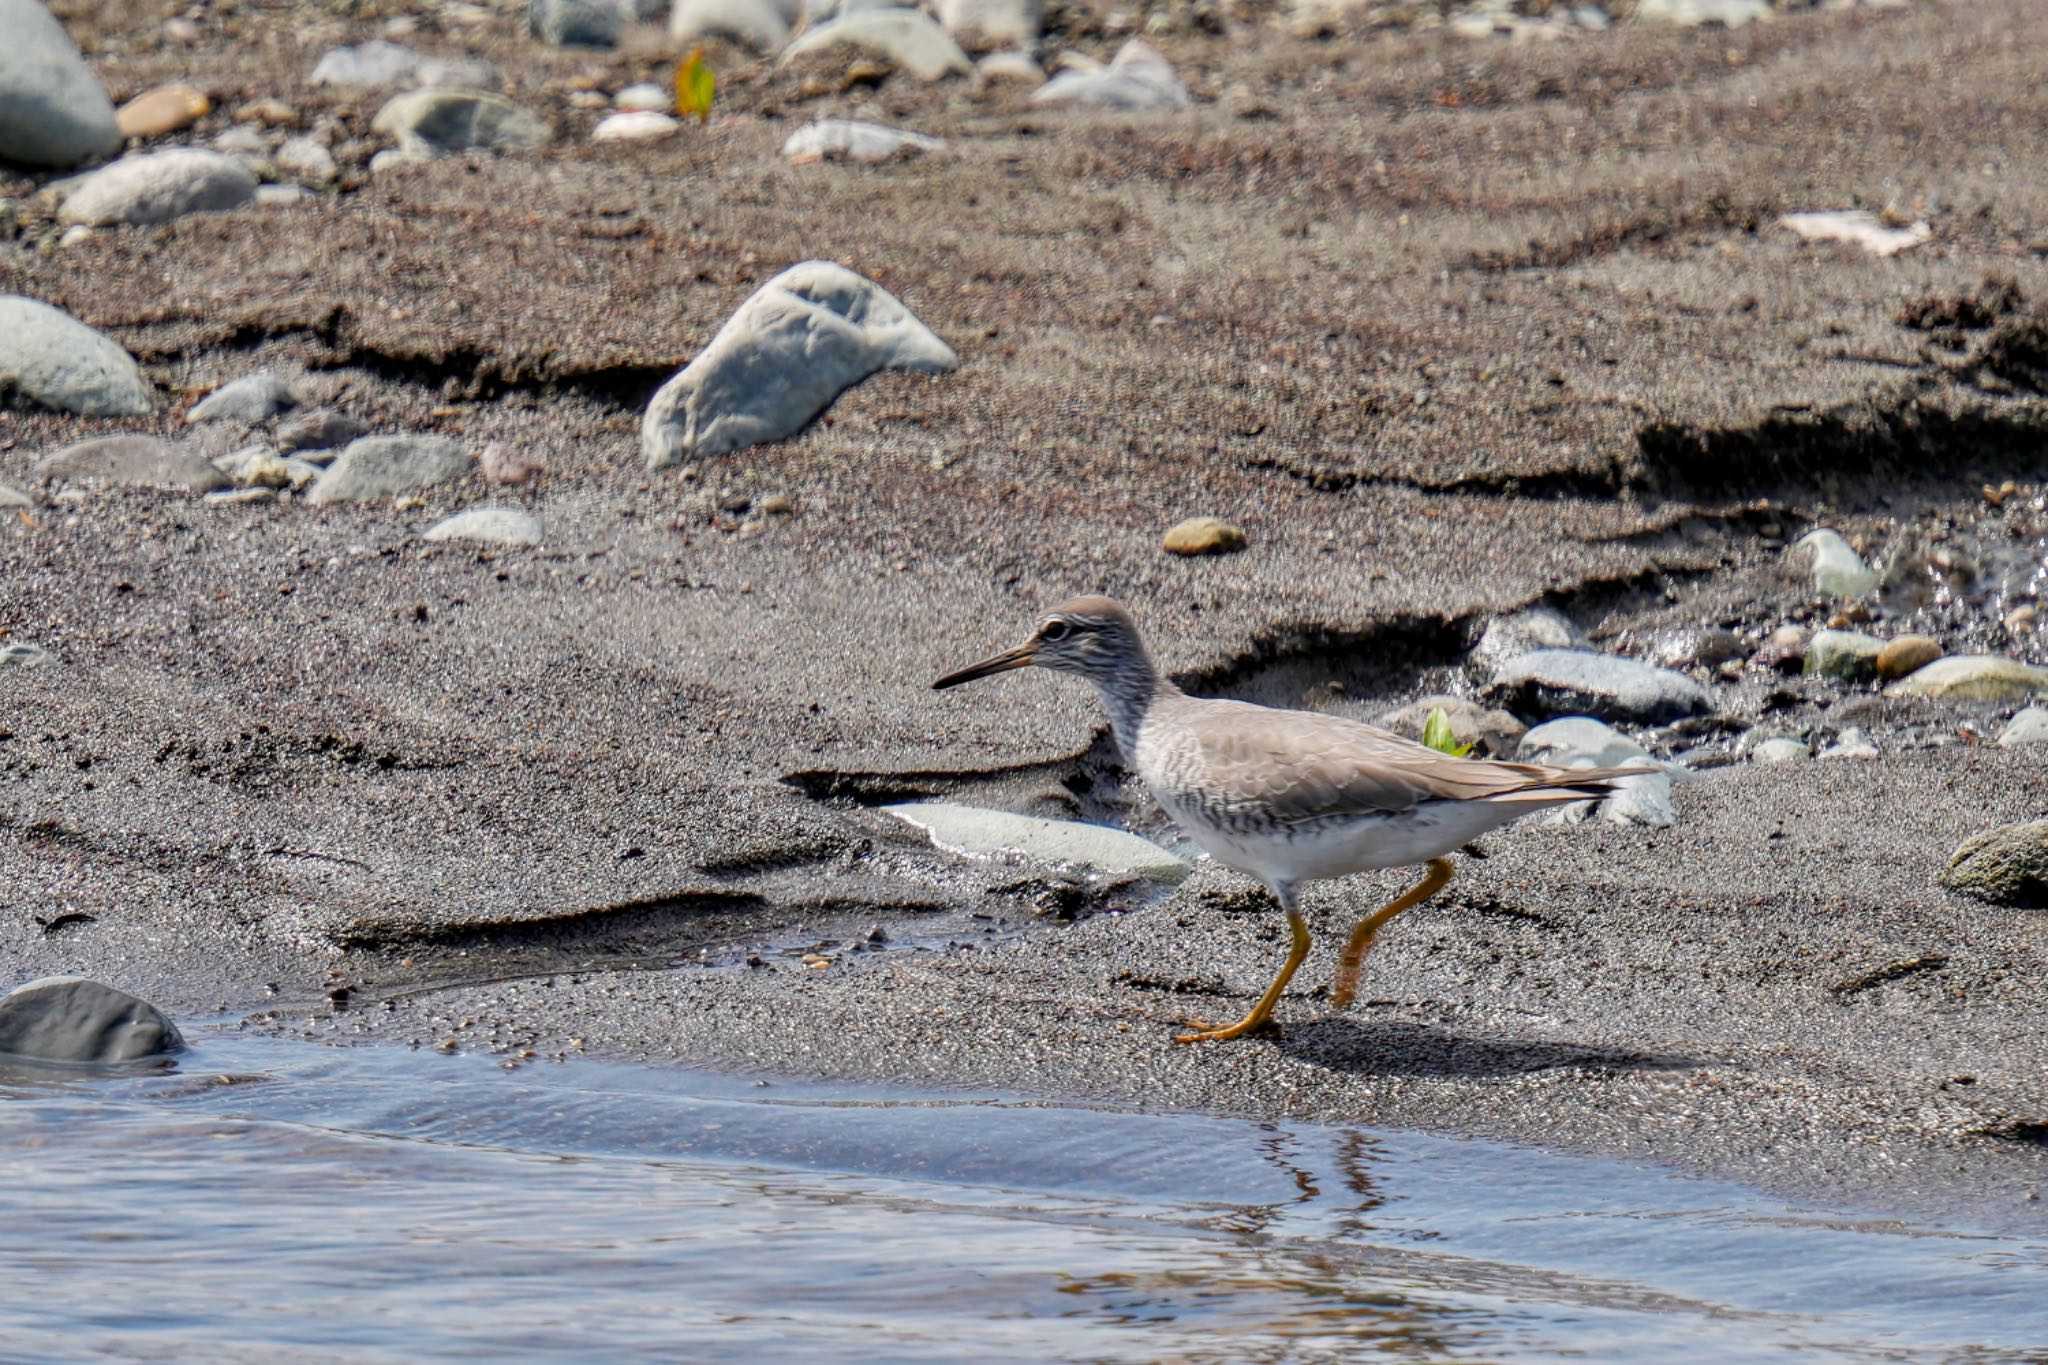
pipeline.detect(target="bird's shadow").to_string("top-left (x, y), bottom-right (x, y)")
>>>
top-left (1276, 1016), bottom-right (1703, 1080)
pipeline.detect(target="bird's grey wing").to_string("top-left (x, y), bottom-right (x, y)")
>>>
top-left (1187, 701), bottom-right (1625, 825)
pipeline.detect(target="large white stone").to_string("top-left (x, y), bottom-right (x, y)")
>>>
top-left (1997, 707), bottom-right (2048, 749)
top-left (1634, 0), bottom-right (1769, 25)
top-left (425, 507), bottom-right (543, 546)
top-left (1780, 210), bottom-right (1930, 258)
top-left (670, 0), bottom-right (800, 51)
top-left (594, 110), bottom-right (680, 142)
top-left (1883, 656), bottom-right (2048, 702)
top-left (0, 297), bottom-right (152, 416)
top-left (884, 803), bottom-right (1192, 881)
top-left (1031, 39), bottom-right (1188, 110)
top-left (307, 434), bottom-right (472, 503)
top-left (0, 0), bottom-right (121, 167)
top-left (1517, 717), bottom-right (1675, 828)
top-left (782, 118), bottom-right (944, 163)
top-left (58, 149), bottom-right (257, 227)
top-left (781, 10), bottom-right (973, 81)
top-left (936, 0), bottom-right (1041, 50)
top-left (1483, 649), bottom-right (1712, 724)
top-left (642, 261), bottom-right (957, 468)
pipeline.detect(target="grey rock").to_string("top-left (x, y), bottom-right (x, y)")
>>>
top-left (1470, 605), bottom-right (1588, 681)
top-left (1803, 629), bottom-right (1884, 682)
top-left (937, 0), bottom-right (1042, 50)
top-left (58, 149), bottom-right (258, 228)
top-left (276, 408), bottom-right (366, 454)
top-left (0, 296), bottom-right (152, 416)
top-left (36, 435), bottom-right (229, 493)
top-left (1376, 695), bottom-right (1525, 758)
top-left (1818, 726), bottom-right (1878, 760)
top-left (781, 10), bottom-right (974, 81)
top-left (0, 0), bottom-right (122, 168)
top-left (643, 261), bottom-right (957, 469)
top-left (782, 118), bottom-right (945, 163)
top-left (1789, 528), bottom-right (1878, 598)
top-left (1, 642), bottom-right (49, 666)
top-left (1650, 626), bottom-right (1745, 671)
top-left (0, 482), bottom-right (29, 508)
top-left (189, 371), bottom-right (299, 424)
top-left (1517, 717), bottom-right (1675, 827)
top-left (1882, 655), bottom-right (2048, 702)
top-left (670, 0), bottom-right (799, 51)
top-left (1996, 707), bottom-right (2048, 749)
top-left (1943, 820), bottom-right (2048, 909)
top-left (424, 507), bottom-right (543, 546)
top-left (1750, 736), bottom-right (1810, 764)
top-left (275, 135), bottom-right (338, 182)
top-left (372, 89), bottom-right (551, 156)
top-left (307, 435), bottom-right (472, 503)
top-left (225, 448), bottom-right (315, 490)
top-left (310, 41), bottom-right (497, 91)
top-left (883, 802), bottom-right (1191, 882)
top-left (1483, 649), bottom-right (1713, 724)
top-left (0, 977), bottom-right (183, 1064)
top-left (975, 49), bottom-right (1043, 83)
top-left (1031, 39), bottom-right (1189, 110)
top-left (531, 0), bottom-right (629, 46)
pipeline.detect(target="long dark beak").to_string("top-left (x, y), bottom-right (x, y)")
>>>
top-left (932, 643), bottom-right (1036, 690)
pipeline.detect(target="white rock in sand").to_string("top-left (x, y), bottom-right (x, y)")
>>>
top-left (782, 118), bottom-right (944, 163)
top-left (670, 0), bottom-right (800, 51)
top-left (642, 261), bottom-right (957, 469)
top-left (58, 149), bottom-right (258, 227)
top-left (594, 110), bottom-right (680, 141)
top-left (1779, 210), bottom-right (1930, 257)
top-left (425, 507), bottom-right (543, 546)
top-left (780, 10), bottom-right (973, 81)
top-left (884, 802), bottom-right (1191, 881)
top-left (1031, 38), bottom-right (1187, 110)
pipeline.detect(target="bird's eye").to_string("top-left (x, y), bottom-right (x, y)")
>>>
top-left (1041, 620), bottom-right (1071, 642)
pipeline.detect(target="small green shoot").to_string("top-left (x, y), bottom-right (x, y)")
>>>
top-left (1422, 706), bottom-right (1474, 758)
top-left (676, 48), bottom-right (715, 123)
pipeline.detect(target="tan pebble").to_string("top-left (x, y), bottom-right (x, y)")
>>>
top-left (116, 84), bottom-right (210, 138)
top-left (2008, 605), bottom-right (2040, 637)
top-left (235, 98), bottom-right (298, 126)
top-left (569, 90), bottom-right (609, 109)
top-left (1984, 481), bottom-right (2018, 508)
top-left (1162, 516), bottom-right (1247, 556)
top-left (761, 493), bottom-right (794, 515)
top-left (1769, 624), bottom-right (1808, 651)
top-left (1875, 634), bottom-right (1941, 681)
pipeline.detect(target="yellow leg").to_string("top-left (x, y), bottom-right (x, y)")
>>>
top-left (1175, 908), bottom-right (1312, 1044)
top-left (1329, 857), bottom-right (1454, 1011)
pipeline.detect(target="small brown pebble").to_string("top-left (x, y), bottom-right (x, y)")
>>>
top-left (2007, 605), bottom-right (2040, 638)
top-left (1162, 516), bottom-right (1247, 556)
top-left (480, 441), bottom-right (542, 486)
top-left (761, 493), bottom-right (794, 515)
top-left (116, 84), bottom-right (210, 138)
top-left (1984, 481), bottom-right (2019, 508)
top-left (1875, 634), bottom-right (1941, 681)
top-left (235, 98), bottom-right (297, 125)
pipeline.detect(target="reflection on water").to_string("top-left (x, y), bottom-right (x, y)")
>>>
top-left (1, 1030), bottom-right (2044, 1363)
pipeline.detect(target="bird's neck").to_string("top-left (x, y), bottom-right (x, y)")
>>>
top-left (1094, 663), bottom-right (1175, 763)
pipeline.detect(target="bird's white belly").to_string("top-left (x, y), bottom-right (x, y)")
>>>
top-left (1159, 791), bottom-right (1542, 885)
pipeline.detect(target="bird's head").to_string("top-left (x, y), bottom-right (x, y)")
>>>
top-left (933, 595), bottom-right (1150, 693)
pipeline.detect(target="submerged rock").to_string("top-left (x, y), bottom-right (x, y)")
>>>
top-left (1484, 650), bottom-right (1712, 724)
top-left (1790, 529), bottom-right (1878, 598)
top-left (1943, 821), bottom-right (2048, 909)
top-left (1883, 656), bottom-right (2048, 702)
top-left (1031, 39), bottom-right (1188, 110)
top-left (0, 297), bottom-right (153, 417)
top-left (307, 435), bottom-right (471, 503)
top-left (781, 11), bottom-right (973, 82)
top-left (0, 977), bottom-right (183, 1064)
top-left (1516, 717), bottom-right (1674, 828)
top-left (36, 435), bottom-right (229, 493)
top-left (884, 802), bottom-right (1191, 881)
top-left (0, 0), bottom-right (123, 167)
top-left (642, 261), bottom-right (957, 469)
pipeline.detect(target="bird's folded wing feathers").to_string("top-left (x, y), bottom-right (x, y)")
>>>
top-left (1188, 701), bottom-right (1643, 825)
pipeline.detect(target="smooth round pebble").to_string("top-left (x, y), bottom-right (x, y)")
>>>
top-left (1875, 634), bottom-right (1941, 681)
top-left (1162, 516), bottom-right (1246, 556)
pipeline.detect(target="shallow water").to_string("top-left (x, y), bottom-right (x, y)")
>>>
top-left (1, 1030), bottom-right (2043, 1363)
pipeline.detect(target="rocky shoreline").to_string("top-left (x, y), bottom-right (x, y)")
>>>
top-left (4, 0), bottom-right (2047, 1228)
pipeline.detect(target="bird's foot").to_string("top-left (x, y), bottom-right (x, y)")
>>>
top-left (1174, 1014), bottom-right (1282, 1044)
